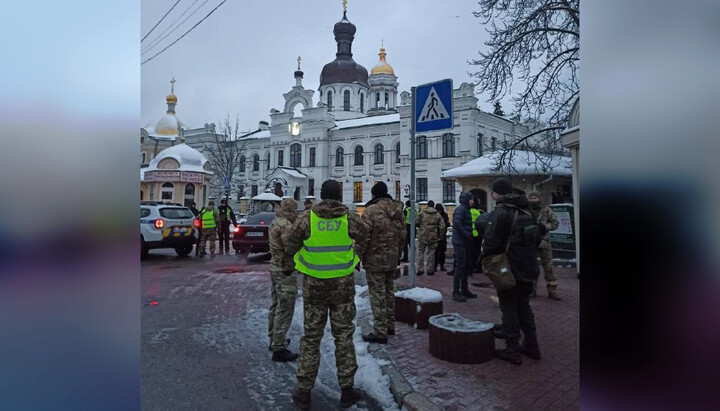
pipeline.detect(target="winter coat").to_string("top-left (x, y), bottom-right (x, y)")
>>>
top-left (437, 209), bottom-right (450, 243)
top-left (284, 199), bottom-right (369, 261)
top-left (531, 202), bottom-right (559, 249)
top-left (217, 205), bottom-right (237, 226)
top-left (361, 196), bottom-right (405, 272)
top-left (416, 207), bottom-right (445, 244)
top-left (269, 198), bottom-right (298, 272)
top-left (480, 194), bottom-right (540, 282)
top-left (451, 192), bottom-right (473, 246)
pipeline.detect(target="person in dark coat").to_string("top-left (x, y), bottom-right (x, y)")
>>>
top-left (450, 191), bottom-right (475, 302)
top-left (434, 203), bottom-right (450, 272)
top-left (481, 178), bottom-right (541, 365)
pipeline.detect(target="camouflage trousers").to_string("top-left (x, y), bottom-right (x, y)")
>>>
top-left (366, 270), bottom-right (395, 338)
top-left (268, 269), bottom-right (298, 351)
top-left (297, 274), bottom-right (357, 390)
top-left (539, 247), bottom-right (558, 291)
top-left (199, 228), bottom-right (217, 254)
top-left (417, 241), bottom-right (438, 273)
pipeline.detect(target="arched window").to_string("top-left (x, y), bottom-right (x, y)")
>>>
top-left (266, 153), bottom-right (271, 170)
top-left (327, 90), bottom-right (333, 111)
top-left (290, 143), bottom-right (302, 167)
top-left (354, 146), bottom-right (364, 166)
top-left (374, 144), bottom-right (384, 164)
top-left (239, 155), bottom-right (245, 172)
top-left (335, 147), bottom-right (344, 167)
top-left (376, 92), bottom-right (380, 108)
top-left (161, 182), bottom-right (174, 201)
top-left (491, 137), bottom-right (497, 151)
top-left (384, 92), bottom-right (389, 109)
top-left (416, 136), bottom-right (427, 159)
top-left (252, 154), bottom-right (259, 171)
top-left (343, 90), bottom-right (350, 111)
top-left (395, 142), bottom-right (401, 163)
top-left (477, 133), bottom-right (484, 156)
top-left (442, 133), bottom-right (455, 157)
top-left (360, 93), bottom-right (364, 113)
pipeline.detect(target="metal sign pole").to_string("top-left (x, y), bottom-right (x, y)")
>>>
top-left (409, 86), bottom-right (417, 288)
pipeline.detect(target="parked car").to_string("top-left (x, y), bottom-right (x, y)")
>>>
top-left (232, 212), bottom-right (276, 255)
top-left (141, 201), bottom-right (199, 259)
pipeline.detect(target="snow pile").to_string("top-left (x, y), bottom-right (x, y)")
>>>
top-left (394, 286), bottom-right (443, 303)
top-left (428, 312), bottom-right (494, 333)
top-left (332, 113), bottom-right (400, 130)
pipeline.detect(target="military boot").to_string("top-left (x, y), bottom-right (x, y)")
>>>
top-left (452, 293), bottom-right (467, 302)
top-left (291, 385), bottom-right (311, 410)
top-left (340, 387), bottom-right (362, 408)
top-left (362, 332), bottom-right (388, 344)
top-left (529, 282), bottom-right (537, 298)
top-left (271, 348), bottom-right (298, 362)
top-left (496, 338), bottom-right (522, 364)
top-left (548, 289), bottom-right (562, 301)
top-left (462, 289), bottom-right (477, 298)
top-left (519, 329), bottom-right (542, 360)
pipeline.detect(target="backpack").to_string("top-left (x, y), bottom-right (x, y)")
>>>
top-left (504, 204), bottom-right (542, 248)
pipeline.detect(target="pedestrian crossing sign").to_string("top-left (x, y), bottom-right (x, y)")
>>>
top-left (415, 79), bottom-right (453, 132)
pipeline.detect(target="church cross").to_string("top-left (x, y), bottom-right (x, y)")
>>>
top-left (297, 55), bottom-right (302, 70)
top-left (170, 77), bottom-right (176, 94)
top-left (343, 0), bottom-right (347, 13)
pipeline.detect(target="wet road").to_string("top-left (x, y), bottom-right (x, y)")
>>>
top-left (141, 250), bottom-right (389, 411)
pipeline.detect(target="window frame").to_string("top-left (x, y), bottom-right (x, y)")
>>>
top-left (374, 144), bottom-right (384, 165)
top-left (309, 147), bottom-right (316, 167)
top-left (335, 147), bottom-right (344, 167)
top-left (442, 133), bottom-right (455, 157)
top-left (354, 146), bottom-right (364, 166)
top-left (290, 143), bottom-right (302, 168)
top-left (416, 178), bottom-right (428, 202)
top-left (353, 181), bottom-right (363, 203)
top-left (416, 136), bottom-right (428, 159)
top-left (443, 180), bottom-right (455, 203)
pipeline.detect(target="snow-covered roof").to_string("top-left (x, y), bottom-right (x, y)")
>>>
top-left (394, 287), bottom-right (443, 303)
top-left (277, 167), bottom-right (306, 179)
top-left (441, 150), bottom-right (572, 179)
top-left (142, 127), bottom-right (177, 141)
top-left (252, 192), bottom-right (282, 201)
top-left (332, 113), bottom-right (400, 130)
top-left (238, 129), bottom-right (271, 140)
top-left (144, 143), bottom-right (212, 174)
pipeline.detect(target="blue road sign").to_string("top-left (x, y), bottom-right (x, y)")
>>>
top-left (223, 176), bottom-right (230, 190)
top-left (415, 79), bottom-right (453, 132)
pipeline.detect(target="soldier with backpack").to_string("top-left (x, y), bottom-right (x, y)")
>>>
top-left (481, 178), bottom-right (542, 365)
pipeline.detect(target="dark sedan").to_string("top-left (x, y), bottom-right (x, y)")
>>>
top-left (232, 212), bottom-right (276, 254)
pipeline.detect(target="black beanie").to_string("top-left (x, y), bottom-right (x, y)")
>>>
top-left (491, 178), bottom-right (513, 195)
top-left (371, 181), bottom-right (388, 198)
top-left (320, 179), bottom-right (343, 201)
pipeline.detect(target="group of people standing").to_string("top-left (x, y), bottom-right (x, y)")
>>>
top-left (256, 176), bottom-right (562, 407)
top-left (188, 198), bottom-right (238, 257)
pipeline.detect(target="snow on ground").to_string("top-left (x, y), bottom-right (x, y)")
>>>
top-left (394, 287), bottom-right (443, 303)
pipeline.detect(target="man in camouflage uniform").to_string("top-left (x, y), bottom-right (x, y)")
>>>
top-left (415, 200), bottom-right (445, 276)
top-left (527, 191), bottom-right (561, 300)
top-left (285, 180), bottom-right (369, 410)
top-left (198, 200), bottom-right (219, 257)
top-left (360, 182), bottom-right (405, 344)
top-left (268, 198), bottom-right (299, 362)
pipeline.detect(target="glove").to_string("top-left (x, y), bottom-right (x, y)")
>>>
top-left (538, 223), bottom-right (548, 236)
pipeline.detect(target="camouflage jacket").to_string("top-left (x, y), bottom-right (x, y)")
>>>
top-left (533, 204), bottom-right (559, 249)
top-left (360, 197), bottom-right (405, 272)
top-left (269, 198), bottom-right (298, 271)
top-left (284, 199), bottom-right (369, 265)
top-left (415, 207), bottom-right (445, 244)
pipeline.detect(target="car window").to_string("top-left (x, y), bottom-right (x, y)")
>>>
top-left (141, 208), bottom-right (151, 218)
top-left (159, 207), bottom-right (194, 219)
top-left (246, 213), bottom-right (276, 225)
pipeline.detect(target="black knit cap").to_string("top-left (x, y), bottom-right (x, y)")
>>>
top-left (491, 177), bottom-right (513, 195)
top-left (320, 179), bottom-right (343, 201)
top-left (371, 181), bottom-right (388, 198)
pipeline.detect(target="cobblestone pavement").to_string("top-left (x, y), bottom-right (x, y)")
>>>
top-left (389, 256), bottom-right (579, 411)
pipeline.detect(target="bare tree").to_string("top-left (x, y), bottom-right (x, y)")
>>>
top-left (202, 114), bottom-right (248, 201)
top-left (470, 0), bottom-right (579, 173)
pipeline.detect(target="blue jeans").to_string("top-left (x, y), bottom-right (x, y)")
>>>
top-left (452, 244), bottom-right (468, 294)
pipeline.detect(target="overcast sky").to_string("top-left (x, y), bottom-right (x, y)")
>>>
top-left (141, 0), bottom-right (509, 132)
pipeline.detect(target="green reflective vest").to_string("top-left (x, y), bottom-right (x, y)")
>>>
top-left (404, 208), bottom-right (411, 224)
top-left (470, 208), bottom-right (481, 237)
top-left (201, 209), bottom-right (217, 229)
top-left (294, 211), bottom-right (359, 279)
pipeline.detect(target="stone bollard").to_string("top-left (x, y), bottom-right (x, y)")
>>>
top-left (428, 313), bottom-right (495, 364)
top-left (394, 287), bottom-right (443, 329)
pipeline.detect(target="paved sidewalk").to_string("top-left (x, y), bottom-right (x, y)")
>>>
top-left (386, 260), bottom-right (579, 410)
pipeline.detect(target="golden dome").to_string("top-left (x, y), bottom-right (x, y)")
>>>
top-left (166, 94), bottom-right (177, 104)
top-left (370, 47), bottom-right (394, 75)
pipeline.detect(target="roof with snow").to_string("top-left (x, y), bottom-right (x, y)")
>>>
top-left (252, 191), bottom-right (283, 202)
top-left (441, 150), bottom-right (572, 179)
top-left (331, 113), bottom-right (400, 130)
top-left (144, 143), bottom-right (213, 174)
top-left (238, 129), bottom-right (271, 141)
